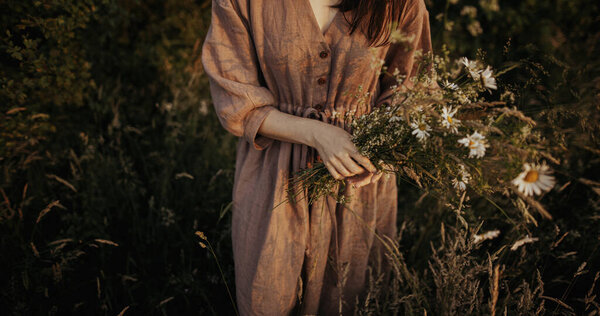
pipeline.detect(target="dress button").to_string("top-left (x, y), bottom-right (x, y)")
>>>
top-left (314, 103), bottom-right (323, 111)
top-left (317, 77), bottom-right (327, 85)
top-left (319, 50), bottom-right (329, 58)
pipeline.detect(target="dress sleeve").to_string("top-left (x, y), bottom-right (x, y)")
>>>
top-left (201, 0), bottom-right (278, 151)
top-left (375, 0), bottom-right (433, 108)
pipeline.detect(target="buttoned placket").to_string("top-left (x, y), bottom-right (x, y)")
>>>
top-left (312, 42), bottom-right (331, 113)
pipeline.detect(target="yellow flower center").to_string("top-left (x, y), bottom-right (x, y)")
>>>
top-left (447, 116), bottom-right (453, 123)
top-left (468, 140), bottom-right (477, 149)
top-left (418, 123), bottom-right (427, 131)
top-left (524, 170), bottom-right (539, 183)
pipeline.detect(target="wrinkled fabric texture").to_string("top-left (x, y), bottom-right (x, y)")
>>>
top-left (201, 0), bottom-right (432, 314)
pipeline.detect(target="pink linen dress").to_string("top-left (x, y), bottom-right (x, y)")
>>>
top-left (201, 0), bottom-right (432, 314)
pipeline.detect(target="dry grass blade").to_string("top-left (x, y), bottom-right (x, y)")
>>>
top-left (6, 107), bottom-right (27, 114)
top-left (175, 172), bottom-right (194, 180)
top-left (36, 200), bottom-right (65, 223)
top-left (117, 306), bottom-right (130, 316)
top-left (46, 174), bottom-right (77, 192)
top-left (492, 107), bottom-right (537, 126)
top-left (512, 189), bottom-right (553, 220)
top-left (403, 166), bottom-right (423, 188)
top-left (539, 295), bottom-right (574, 312)
top-left (48, 238), bottom-right (74, 246)
top-left (30, 242), bottom-right (39, 257)
top-left (578, 178), bottom-right (600, 196)
top-left (489, 265), bottom-right (501, 316)
top-left (0, 187), bottom-right (16, 220)
top-left (538, 151), bottom-right (560, 165)
top-left (94, 239), bottom-right (119, 247)
top-left (157, 296), bottom-right (174, 308)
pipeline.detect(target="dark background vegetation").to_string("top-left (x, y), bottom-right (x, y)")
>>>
top-left (1, 0), bottom-right (598, 314)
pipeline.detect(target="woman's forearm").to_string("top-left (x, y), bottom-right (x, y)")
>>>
top-left (256, 109), bottom-right (327, 148)
top-left (257, 107), bottom-right (378, 185)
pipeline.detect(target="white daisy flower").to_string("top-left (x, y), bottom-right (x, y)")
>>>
top-left (460, 57), bottom-right (482, 80)
top-left (451, 164), bottom-right (471, 191)
top-left (440, 106), bottom-right (460, 133)
top-left (511, 162), bottom-right (556, 196)
top-left (458, 131), bottom-right (488, 158)
top-left (410, 120), bottom-right (431, 142)
top-left (480, 66), bottom-right (497, 90)
top-left (473, 230), bottom-right (500, 244)
top-left (442, 79), bottom-right (459, 90)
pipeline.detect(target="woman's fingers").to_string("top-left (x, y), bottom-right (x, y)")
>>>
top-left (339, 154), bottom-right (365, 175)
top-left (370, 171), bottom-right (383, 184)
top-left (354, 172), bottom-right (374, 188)
top-left (349, 151), bottom-right (376, 173)
top-left (329, 157), bottom-right (353, 178)
top-left (347, 172), bottom-right (370, 186)
top-left (347, 168), bottom-right (388, 188)
top-left (324, 161), bottom-right (344, 180)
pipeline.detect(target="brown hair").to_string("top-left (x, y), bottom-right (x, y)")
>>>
top-left (332, 0), bottom-right (406, 47)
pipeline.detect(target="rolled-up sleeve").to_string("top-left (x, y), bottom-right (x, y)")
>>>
top-left (375, 0), bottom-right (433, 108)
top-left (201, 0), bottom-right (278, 150)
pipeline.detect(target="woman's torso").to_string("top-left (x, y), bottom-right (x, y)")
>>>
top-left (244, 0), bottom-right (391, 130)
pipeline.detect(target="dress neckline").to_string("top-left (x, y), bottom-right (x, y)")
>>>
top-left (302, 0), bottom-right (342, 39)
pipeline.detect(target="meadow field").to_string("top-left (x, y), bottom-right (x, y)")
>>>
top-left (1, 0), bottom-right (599, 314)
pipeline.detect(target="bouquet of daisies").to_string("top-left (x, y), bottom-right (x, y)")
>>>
top-left (286, 39), bottom-right (558, 222)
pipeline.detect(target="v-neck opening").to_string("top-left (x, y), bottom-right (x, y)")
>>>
top-left (303, 0), bottom-right (341, 38)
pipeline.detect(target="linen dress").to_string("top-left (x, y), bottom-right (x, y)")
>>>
top-left (201, 0), bottom-right (432, 314)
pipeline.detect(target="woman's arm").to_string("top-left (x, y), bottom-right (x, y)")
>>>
top-left (257, 110), bottom-right (380, 186)
top-left (202, 0), bottom-right (378, 186)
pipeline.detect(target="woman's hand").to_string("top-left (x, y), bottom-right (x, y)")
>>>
top-left (346, 162), bottom-right (395, 188)
top-left (254, 110), bottom-right (386, 188)
top-left (308, 123), bottom-right (377, 183)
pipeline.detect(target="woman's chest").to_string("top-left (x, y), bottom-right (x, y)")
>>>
top-left (248, 1), bottom-right (388, 76)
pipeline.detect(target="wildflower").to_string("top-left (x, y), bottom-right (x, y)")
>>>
top-left (160, 207), bottom-right (175, 227)
top-left (460, 57), bottom-right (481, 79)
top-left (511, 162), bottom-right (556, 196)
top-left (460, 6), bottom-right (478, 18)
top-left (500, 90), bottom-right (516, 103)
top-left (467, 21), bottom-right (483, 37)
top-left (410, 119), bottom-right (431, 142)
top-left (458, 131), bottom-right (488, 158)
top-left (452, 164), bottom-right (471, 191)
top-left (442, 79), bottom-right (459, 90)
top-left (480, 66), bottom-right (497, 90)
top-left (480, 0), bottom-right (500, 12)
top-left (473, 229), bottom-right (500, 243)
top-left (456, 91), bottom-right (471, 104)
top-left (440, 106), bottom-right (460, 133)
top-left (389, 115), bottom-right (403, 122)
top-left (510, 235), bottom-right (539, 251)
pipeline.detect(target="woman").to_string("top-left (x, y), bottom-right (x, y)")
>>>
top-left (201, 0), bottom-right (432, 314)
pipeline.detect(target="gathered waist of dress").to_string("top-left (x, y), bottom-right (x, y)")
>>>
top-left (277, 102), bottom-right (375, 134)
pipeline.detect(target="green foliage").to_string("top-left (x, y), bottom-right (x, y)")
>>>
top-left (1, 0), bottom-right (239, 314)
top-left (1, 0), bottom-right (599, 314)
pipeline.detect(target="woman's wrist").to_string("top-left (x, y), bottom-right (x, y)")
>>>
top-left (257, 109), bottom-right (331, 148)
top-left (301, 119), bottom-right (328, 148)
